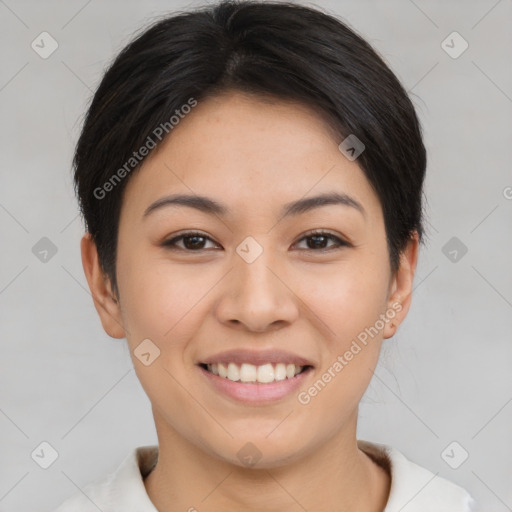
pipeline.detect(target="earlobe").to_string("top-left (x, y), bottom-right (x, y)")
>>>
top-left (383, 232), bottom-right (419, 339)
top-left (80, 233), bottom-right (126, 339)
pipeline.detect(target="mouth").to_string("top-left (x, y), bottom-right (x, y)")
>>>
top-left (196, 348), bottom-right (315, 403)
top-left (199, 362), bottom-right (313, 384)
top-left (197, 361), bottom-right (314, 404)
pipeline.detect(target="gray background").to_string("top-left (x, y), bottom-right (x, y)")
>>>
top-left (0, 0), bottom-right (511, 510)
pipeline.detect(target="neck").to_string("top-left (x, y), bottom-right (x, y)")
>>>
top-left (144, 411), bottom-right (390, 512)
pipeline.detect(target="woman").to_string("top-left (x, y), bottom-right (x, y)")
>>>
top-left (55, 1), bottom-right (477, 510)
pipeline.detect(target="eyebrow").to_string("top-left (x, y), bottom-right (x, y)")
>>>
top-left (143, 191), bottom-right (366, 221)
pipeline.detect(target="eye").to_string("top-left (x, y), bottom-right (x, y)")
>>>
top-left (161, 231), bottom-right (219, 251)
top-left (294, 230), bottom-right (350, 251)
top-left (161, 229), bottom-right (350, 252)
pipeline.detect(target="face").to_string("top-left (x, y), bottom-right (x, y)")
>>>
top-left (83, 91), bottom-right (417, 468)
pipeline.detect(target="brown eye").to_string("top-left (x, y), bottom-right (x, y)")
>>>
top-left (295, 231), bottom-right (350, 251)
top-left (162, 231), bottom-right (219, 251)
top-left (161, 230), bottom-right (350, 253)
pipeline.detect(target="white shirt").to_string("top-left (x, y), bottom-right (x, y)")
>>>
top-left (54, 440), bottom-right (478, 511)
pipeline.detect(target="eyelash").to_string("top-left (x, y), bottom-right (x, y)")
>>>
top-left (161, 230), bottom-right (350, 253)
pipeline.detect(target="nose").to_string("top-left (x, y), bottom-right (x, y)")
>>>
top-left (214, 249), bottom-right (299, 333)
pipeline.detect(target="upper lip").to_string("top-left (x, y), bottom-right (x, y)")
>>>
top-left (199, 349), bottom-right (314, 367)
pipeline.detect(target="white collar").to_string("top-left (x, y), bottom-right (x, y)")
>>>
top-left (357, 440), bottom-right (477, 511)
top-left (55, 441), bottom-right (477, 511)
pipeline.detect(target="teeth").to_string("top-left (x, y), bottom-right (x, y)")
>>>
top-left (240, 363), bottom-right (257, 382)
top-left (227, 363), bottom-right (240, 381)
top-left (206, 362), bottom-right (306, 383)
top-left (275, 363), bottom-right (287, 381)
top-left (257, 363), bottom-right (274, 383)
top-left (218, 363), bottom-right (228, 378)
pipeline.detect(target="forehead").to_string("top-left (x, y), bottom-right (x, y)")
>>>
top-left (121, 91), bottom-right (382, 224)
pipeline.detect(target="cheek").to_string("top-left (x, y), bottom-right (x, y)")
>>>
top-left (117, 258), bottom-right (205, 412)
top-left (297, 255), bottom-right (390, 415)
top-left (299, 257), bottom-right (390, 345)
top-left (293, 261), bottom-right (389, 408)
top-left (294, 268), bottom-right (389, 431)
top-left (117, 252), bottom-right (214, 357)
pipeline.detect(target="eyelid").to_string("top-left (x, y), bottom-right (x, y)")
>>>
top-left (161, 229), bottom-right (351, 251)
top-left (294, 229), bottom-right (351, 250)
top-left (162, 230), bottom-right (220, 250)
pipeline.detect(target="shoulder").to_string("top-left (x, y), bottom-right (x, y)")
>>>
top-left (358, 440), bottom-right (479, 512)
top-left (52, 445), bottom-right (159, 512)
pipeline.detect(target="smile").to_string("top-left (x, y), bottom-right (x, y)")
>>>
top-left (203, 362), bottom-right (309, 384)
top-left (198, 363), bottom-right (314, 404)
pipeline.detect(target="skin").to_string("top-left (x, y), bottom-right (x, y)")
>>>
top-left (81, 90), bottom-right (418, 512)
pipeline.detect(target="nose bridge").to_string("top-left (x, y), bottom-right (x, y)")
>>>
top-left (235, 238), bottom-right (281, 301)
top-left (216, 236), bottom-right (298, 331)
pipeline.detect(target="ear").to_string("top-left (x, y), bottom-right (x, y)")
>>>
top-left (383, 231), bottom-right (419, 339)
top-left (80, 232), bottom-right (126, 339)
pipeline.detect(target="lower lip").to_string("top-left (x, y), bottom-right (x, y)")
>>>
top-left (198, 365), bottom-right (313, 404)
